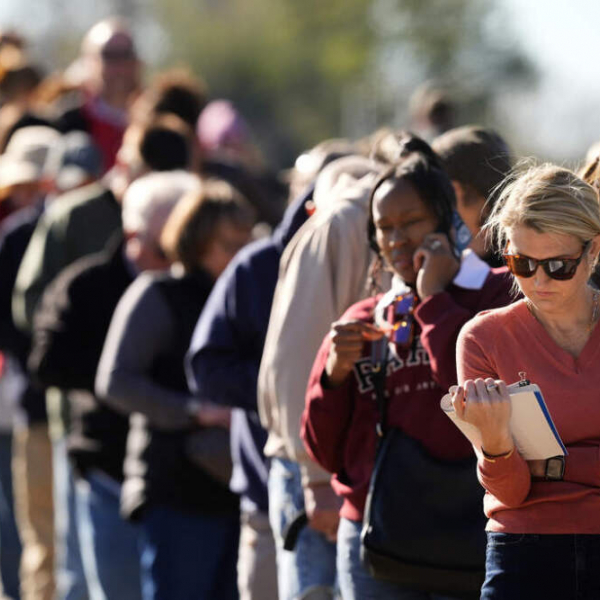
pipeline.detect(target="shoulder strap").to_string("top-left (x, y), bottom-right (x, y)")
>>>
top-left (371, 338), bottom-right (389, 439)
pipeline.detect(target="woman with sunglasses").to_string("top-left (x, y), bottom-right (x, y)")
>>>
top-left (452, 164), bottom-right (600, 599)
top-left (301, 135), bottom-right (513, 599)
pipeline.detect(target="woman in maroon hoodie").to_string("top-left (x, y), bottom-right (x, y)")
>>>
top-left (301, 135), bottom-right (513, 599)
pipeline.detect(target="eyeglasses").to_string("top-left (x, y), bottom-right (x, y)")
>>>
top-left (502, 241), bottom-right (590, 281)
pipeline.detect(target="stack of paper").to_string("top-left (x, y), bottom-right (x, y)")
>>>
top-left (440, 381), bottom-right (566, 460)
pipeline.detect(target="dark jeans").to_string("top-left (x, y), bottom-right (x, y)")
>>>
top-left (138, 505), bottom-right (240, 600)
top-left (75, 472), bottom-right (141, 600)
top-left (482, 532), bottom-right (600, 600)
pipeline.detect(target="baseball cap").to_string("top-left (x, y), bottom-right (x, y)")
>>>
top-left (0, 125), bottom-right (61, 191)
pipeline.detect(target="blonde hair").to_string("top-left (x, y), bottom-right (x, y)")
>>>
top-left (484, 162), bottom-right (600, 257)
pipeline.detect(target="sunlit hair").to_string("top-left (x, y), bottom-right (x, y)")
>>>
top-left (160, 179), bottom-right (255, 273)
top-left (580, 153), bottom-right (600, 193)
top-left (484, 162), bottom-right (600, 260)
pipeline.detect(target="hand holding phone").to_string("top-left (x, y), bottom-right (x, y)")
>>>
top-left (452, 210), bottom-right (472, 255)
top-left (413, 233), bottom-right (460, 299)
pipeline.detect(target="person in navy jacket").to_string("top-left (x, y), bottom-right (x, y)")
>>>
top-left (186, 186), bottom-right (310, 600)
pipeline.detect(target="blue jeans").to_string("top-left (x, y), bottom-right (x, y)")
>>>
top-left (138, 505), bottom-right (239, 600)
top-left (337, 518), bottom-right (460, 600)
top-left (75, 471), bottom-right (142, 600)
top-left (0, 431), bottom-right (21, 599)
top-left (268, 457), bottom-right (337, 600)
top-left (53, 437), bottom-right (88, 600)
top-left (482, 532), bottom-right (600, 599)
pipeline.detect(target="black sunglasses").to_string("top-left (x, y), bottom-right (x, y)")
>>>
top-left (502, 241), bottom-right (590, 281)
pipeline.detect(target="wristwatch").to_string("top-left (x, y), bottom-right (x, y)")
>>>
top-left (545, 456), bottom-right (565, 481)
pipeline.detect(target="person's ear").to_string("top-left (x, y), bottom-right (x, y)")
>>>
top-left (587, 234), bottom-right (600, 255)
top-left (586, 234), bottom-right (600, 274)
top-left (451, 181), bottom-right (466, 207)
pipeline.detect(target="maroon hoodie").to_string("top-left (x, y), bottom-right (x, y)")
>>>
top-left (301, 267), bottom-right (514, 521)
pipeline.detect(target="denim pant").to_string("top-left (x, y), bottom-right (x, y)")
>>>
top-left (53, 437), bottom-right (88, 600)
top-left (482, 532), bottom-right (600, 599)
top-left (75, 471), bottom-right (142, 600)
top-left (0, 431), bottom-right (21, 599)
top-left (268, 457), bottom-right (337, 600)
top-left (337, 518), bottom-right (461, 600)
top-left (138, 505), bottom-right (240, 600)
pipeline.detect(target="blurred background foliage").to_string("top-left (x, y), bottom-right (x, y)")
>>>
top-left (151, 0), bottom-right (378, 165)
top-left (8, 0), bottom-right (536, 169)
top-left (150, 0), bottom-right (535, 167)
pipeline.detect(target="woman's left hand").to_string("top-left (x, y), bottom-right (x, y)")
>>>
top-left (413, 233), bottom-right (460, 299)
top-left (451, 378), bottom-right (514, 455)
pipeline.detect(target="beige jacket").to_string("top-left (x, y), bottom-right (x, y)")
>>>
top-left (258, 173), bottom-right (380, 488)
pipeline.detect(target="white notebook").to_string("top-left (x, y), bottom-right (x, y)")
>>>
top-left (440, 380), bottom-right (567, 460)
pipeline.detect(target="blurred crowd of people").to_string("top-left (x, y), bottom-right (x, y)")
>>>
top-left (1, 13), bottom-right (600, 600)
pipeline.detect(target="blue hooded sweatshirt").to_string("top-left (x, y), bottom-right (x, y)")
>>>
top-left (186, 187), bottom-right (310, 512)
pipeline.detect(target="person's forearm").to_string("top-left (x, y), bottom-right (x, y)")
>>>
top-left (415, 291), bottom-right (472, 389)
top-left (477, 448), bottom-right (531, 507)
top-left (98, 368), bottom-right (193, 431)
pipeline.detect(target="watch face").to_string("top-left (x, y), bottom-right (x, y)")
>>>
top-left (546, 457), bottom-right (564, 480)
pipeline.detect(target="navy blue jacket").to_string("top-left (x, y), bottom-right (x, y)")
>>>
top-left (186, 187), bottom-right (310, 512)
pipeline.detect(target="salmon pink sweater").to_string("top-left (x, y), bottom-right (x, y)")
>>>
top-left (458, 299), bottom-right (600, 534)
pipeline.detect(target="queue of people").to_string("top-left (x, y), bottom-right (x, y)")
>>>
top-left (0, 13), bottom-right (600, 600)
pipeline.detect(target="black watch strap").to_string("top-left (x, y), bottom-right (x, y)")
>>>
top-left (545, 456), bottom-right (565, 481)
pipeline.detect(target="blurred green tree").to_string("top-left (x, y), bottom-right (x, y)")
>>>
top-left (152, 0), bottom-right (375, 167)
top-left (152, 0), bottom-right (533, 168)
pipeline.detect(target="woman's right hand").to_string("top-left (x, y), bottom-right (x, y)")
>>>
top-left (451, 378), bottom-right (514, 455)
top-left (324, 320), bottom-right (384, 388)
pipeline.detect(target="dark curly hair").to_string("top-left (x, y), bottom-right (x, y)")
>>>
top-left (367, 132), bottom-right (457, 256)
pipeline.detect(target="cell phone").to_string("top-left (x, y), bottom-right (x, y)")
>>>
top-left (451, 210), bottom-right (472, 255)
